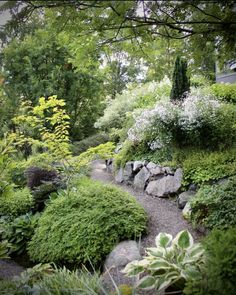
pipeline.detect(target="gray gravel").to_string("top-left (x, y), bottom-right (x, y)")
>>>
top-left (91, 160), bottom-right (203, 294)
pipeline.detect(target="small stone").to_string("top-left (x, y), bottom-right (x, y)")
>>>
top-left (163, 166), bottom-right (175, 175)
top-left (133, 161), bottom-right (143, 172)
top-left (177, 191), bottom-right (196, 209)
top-left (146, 162), bottom-right (157, 170)
top-left (149, 166), bottom-right (164, 176)
top-left (182, 202), bottom-right (192, 220)
top-left (104, 241), bottom-right (141, 269)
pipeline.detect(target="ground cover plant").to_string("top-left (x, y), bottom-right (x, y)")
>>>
top-left (28, 177), bottom-right (147, 267)
top-left (190, 176), bottom-right (236, 229)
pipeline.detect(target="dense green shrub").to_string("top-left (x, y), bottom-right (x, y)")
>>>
top-left (175, 147), bottom-right (236, 186)
top-left (184, 228), bottom-right (236, 295)
top-left (211, 83), bottom-right (236, 103)
top-left (0, 187), bottom-right (34, 217)
top-left (72, 133), bottom-right (110, 155)
top-left (190, 177), bottom-right (236, 229)
top-left (28, 178), bottom-right (147, 266)
top-left (1, 213), bottom-right (40, 255)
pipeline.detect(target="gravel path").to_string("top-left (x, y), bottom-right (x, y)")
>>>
top-left (91, 160), bottom-right (203, 251)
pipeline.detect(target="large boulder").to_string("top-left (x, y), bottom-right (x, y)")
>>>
top-left (177, 190), bottom-right (196, 209)
top-left (115, 167), bottom-right (124, 183)
top-left (146, 162), bottom-right (157, 171)
top-left (104, 241), bottom-right (141, 269)
top-left (133, 167), bottom-right (150, 191)
top-left (123, 162), bottom-right (134, 182)
top-left (149, 166), bottom-right (165, 176)
top-left (146, 168), bottom-right (183, 197)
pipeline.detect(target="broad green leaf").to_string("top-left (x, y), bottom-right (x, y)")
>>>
top-left (149, 259), bottom-right (171, 270)
top-left (146, 247), bottom-right (164, 257)
top-left (173, 230), bottom-right (193, 249)
top-left (136, 276), bottom-right (156, 290)
top-left (155, 232), bottom-right (173, 248)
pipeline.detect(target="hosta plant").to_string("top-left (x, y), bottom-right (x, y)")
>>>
top-left (123, 230), bottom-right (205, 294)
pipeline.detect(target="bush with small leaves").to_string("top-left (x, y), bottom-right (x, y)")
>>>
top-left (190, 176), bottom-right (236, 229)
top-left (0, 187), bottom-right (34, 218)
top-left (28, 177), bottom-right (147, 267)
top-left (184, 228), bottom-right (236, 295)
top-left (123, 230), bottom-right (205, 294)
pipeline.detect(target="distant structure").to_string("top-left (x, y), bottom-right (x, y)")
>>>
top-left (216, 60), bottom-right (236, 83)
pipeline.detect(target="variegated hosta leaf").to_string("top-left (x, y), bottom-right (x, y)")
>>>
top-left (172, 230), bottom-right (194, 249)
top-left (181, 266), bottom-right (202, 280)
top-left (157, 277), bottom-right (173, 292)
top-left (149, 258), bottom-right (171, 270)
top-left (188, 243), bottom-right (205, 259)
top-left (155, 232), bottom-right (173, 248)
top-left (122, 260), bottom-right (145, 277)
top-left (146, 246), bottom-right (165, 257)
top-left (136, 275), bottom-right (156, 290)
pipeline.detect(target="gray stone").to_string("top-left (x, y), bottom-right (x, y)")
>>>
top-left (133, 167), bottom-right (150, 191)
top-left (123, 161), bottom-right (134, 182)
top-left (182, 202), bottom-right (192, 220)
top-left (146, 162), bottom-right (157, 170)
top-left (149, 166), bottom-right (164, 176)
top-left (115, 167), bottom-right (124, 183)
top-left (189, 184), bottom-right (198, 191)
top-left (177, 190), bottom-right (196, 209)
top-left (104, 241), bottom-right (141, 269)
top-left (146, 168), bottom-right (183, 197)
top-left (163, 166), bottom-right (175, 175)
top-left (133, 161), bottom-right (144, 172)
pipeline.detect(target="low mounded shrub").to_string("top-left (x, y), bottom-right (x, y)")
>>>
top-left (184, 228), bottom-right (236, 295)
top-left (28, 178), bottom-right (147, 266)
top-left (0, 187), bottom-right (34, 217)
top-left (190, 176), bottom-right (236, 229)
top-left (175, 147), bottom-right (236, 186)
top-left (72, 133), bottom-right (110, 155)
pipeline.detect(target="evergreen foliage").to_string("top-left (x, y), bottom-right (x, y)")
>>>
top-left (170, 56), bottom-right (190, 100)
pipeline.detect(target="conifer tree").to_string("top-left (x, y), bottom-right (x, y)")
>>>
top-left (170, 56), bottom-right (190, 100)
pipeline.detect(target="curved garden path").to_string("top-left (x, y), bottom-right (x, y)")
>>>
top-left (91, 160), bottom-right (203, 252)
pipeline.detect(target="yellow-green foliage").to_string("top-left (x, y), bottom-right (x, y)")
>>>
top-left (211, 83), bottom-right (236, 103)
top-left (11, 95), bottom-right (71, 159)
top-left (173, 147), bottom-right (236, 186)
top-left (71, 142), bottom-right (115, 172)
top-left (28, 177), bottom-right (147, 266)
top-left (0, 187), bottom-right (34, 217)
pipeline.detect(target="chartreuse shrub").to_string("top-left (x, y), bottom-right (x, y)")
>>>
top-left (184, 228), bottom-right (236, 295)
top-left (210, 83), bottom-right (236, 103)
top-left (190, 176), bottom-right (236, 229)
top-left (173, 147), bottom-right (236, 186)
top-left (28, 177), bottom-right (147, 266)
top-left (123, 230), bottom-right (205, 294)
top-left (0, 186), bottom-right (34, 217)
top-left (0, 264), bottom-right (104, 295)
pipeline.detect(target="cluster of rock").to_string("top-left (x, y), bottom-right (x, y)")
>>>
top-left (108, 160), bottom-right (183, 198)
top-left (106, 159), bottom-right (197, 218)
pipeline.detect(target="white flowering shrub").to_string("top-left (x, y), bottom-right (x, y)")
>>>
top-left (95, 78), bottom-right (171, 133)
top-left (128, 88), bottom-right (235, 150)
